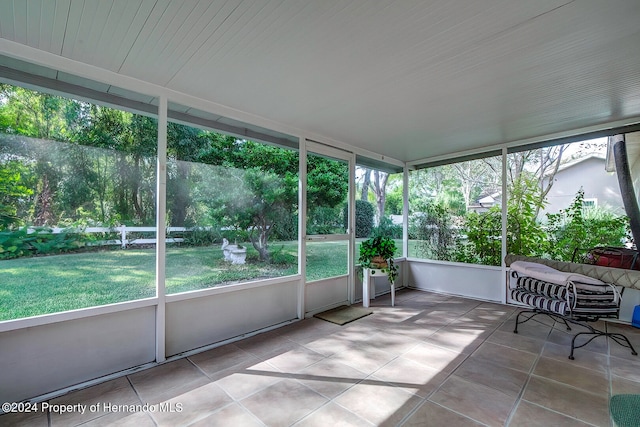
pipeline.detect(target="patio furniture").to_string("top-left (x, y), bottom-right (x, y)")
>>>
top-left (362, 268), bottom-right (395, 308)
top-left (508, 260), bottom-right (638, 359)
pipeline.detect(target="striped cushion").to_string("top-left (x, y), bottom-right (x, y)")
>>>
top-left (571, 282), bottom-right (619, 320)
top-left (517, 276), bottom-right (568, 300)
top-left (511, 288), bottom-right (568, 315)
top-left (512, 277), bottom-right (620, 320)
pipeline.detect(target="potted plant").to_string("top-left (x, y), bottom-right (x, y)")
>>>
top-left (358, 235), bottom-right (398, 283)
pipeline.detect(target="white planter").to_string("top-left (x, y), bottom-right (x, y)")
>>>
top-left (221, 238), bottom-right (247, 265)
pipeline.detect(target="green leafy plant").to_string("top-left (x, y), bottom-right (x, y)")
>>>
top-left (358, 235), bottom-right (398, 283)
top-left (545, 188), bottom-right (628, 261)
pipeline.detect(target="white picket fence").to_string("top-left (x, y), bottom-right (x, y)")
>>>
top-left (26, 225), bottom-right (196, 248)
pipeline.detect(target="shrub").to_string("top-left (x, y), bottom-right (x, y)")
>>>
top-left (411, 202), bottom-right (459, 261)
top-left (182, 227), bottom-right (220, 246)
top-left (372, 216), bottom-right (402, 239)
top-left (346, 200), bottom-right (375, 238)
top-left (0, 227), bottom-right (93, 259)
top-left (545, 189), bottom-right (628, 261)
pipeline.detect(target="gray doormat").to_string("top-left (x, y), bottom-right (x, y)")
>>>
top-left (314, 305), bottom-right (373, 325)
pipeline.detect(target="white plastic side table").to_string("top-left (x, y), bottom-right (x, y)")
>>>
top-left (362, 268), bottom-right (395, 308)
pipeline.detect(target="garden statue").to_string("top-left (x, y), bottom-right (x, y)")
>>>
top-left (221, 238), bottom-right (247, 265)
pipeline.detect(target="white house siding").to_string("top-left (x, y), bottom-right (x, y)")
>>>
top-left (541, 157), bottom-right (624, 218)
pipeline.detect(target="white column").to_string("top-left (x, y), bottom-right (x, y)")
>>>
top-left (501, 147), bottom-right (508, 304)
top-left (297, 137), bottom-right (307, 319)
top-left (155, 96), bottom-right (168, 362)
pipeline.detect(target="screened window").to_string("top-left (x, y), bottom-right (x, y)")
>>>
top-left (355, 165), bottom-right (403, 259)
top-left (0, 83), bottom-right (157, 320)
top-left (408, 154), bottom-right (502, 266)
top-left (508, 138), bottom-right (630, 262)
top-left (164, 117), bottom-right (299, 294)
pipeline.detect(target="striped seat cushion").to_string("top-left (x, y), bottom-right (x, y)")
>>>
top-left (571, 282), bottom-right (619, 320)
top-left (512, 277), bottom-right (620, 320)
top-left (510, 288), bottom-right (568, 315)
top-left (517, 276), bottom-right (568, 300)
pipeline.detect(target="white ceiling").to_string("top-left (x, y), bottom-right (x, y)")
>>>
top-left (1, 0), bottom-right (640, 163)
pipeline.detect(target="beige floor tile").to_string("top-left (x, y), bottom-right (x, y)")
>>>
top-left (382, 322), bottom-right (443, 342)
top-left (611, 374), bottom-right (640, 394)
top-left (429, 375), bottom-right (516, 427)
top-left (214, 361), bottom-right (285, 400)
top-left (188, 343), bottom-right (260, 377)
top-left (148, 382), bottom-right (233, 426)
top-left (370, 356), bottom-right (449, 398)
top-left (234, 330), bottom-right (301, 359)
top-left (402, 401), bottom-right (484, 427)
top-left (327, 342), bottom-right (397, 375)
top-left (522, 376), bottom-right (610, 426)
top-left (541, 342), bottom-right (609, 373)
top-left (27, 289), bottom-right (636, 427)
top-left (546, 328), bottom-right (609, 355)
top-left (403, 342), bottom-right (467, 373)
top-left (189, 403), bottom-right (264, 427)
top-left (424, 324), bottom-right (491, 354)
top-left (506, 314), bottom-right (554, 340)
top-left (241, 379), bottom-right (328, 426)
top-left (471, 342), bottom-right (538, 373)
top-left (607, 324), bottom-right (640, 361)
top-left (509, 400), bottom-right (594, 427)
top-left (296, 358), bottom-right (367, 398)
top-left (80, 410), bottom-right (156, 427)
top-left (363, 307), bottom-right (426, 325)
top-left (263, 345), bottom-right (326, 373)
top-left (453, 357), bottom-right (528, 397)
top-left (610, 355), bottom-right (640, 383)
top-left (364, 330), bottom-right (422, 356)
top-left (533, 356), bottom-right (609, 394)
top-left (0, 410), bottom-right (48, 427)
top-left (128, 359), bottom-right (210, 404)
top-left (295, 402), bottom-right (373, 427)
top-left (301, 334), bottom-right (354, 357)
top-left (487, 329), bottom-right (546, 354)
top-left (412, 310), bottom-right (461, 327)
top-left (276, 318), bottom-right (341, 344)
top-left (49, 376), bottom-right (141, 426)
top-left (333, 381), bottom-right (423, 426)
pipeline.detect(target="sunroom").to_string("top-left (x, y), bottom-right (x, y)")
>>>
top-left (1, 1), bottom-right (640, 426)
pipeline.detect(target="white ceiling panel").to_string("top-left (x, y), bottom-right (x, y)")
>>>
top-left (1, 0), bottom-right (639, 162)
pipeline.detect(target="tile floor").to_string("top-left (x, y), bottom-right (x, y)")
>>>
top-left (3, 288), bottom-right (640, 426)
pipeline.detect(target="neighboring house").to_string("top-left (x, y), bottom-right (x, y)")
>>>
top-left (541, 155), bottom-right (624, 217)
top-left (468, 155), bottom-right (624, 217)
top-left (468, 192), bottom-right (502, 213)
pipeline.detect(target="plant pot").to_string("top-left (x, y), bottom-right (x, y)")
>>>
top-left (371, 255), bottom-right (388, 269)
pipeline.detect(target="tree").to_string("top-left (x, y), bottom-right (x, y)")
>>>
top-left (0, 160), bottom-right (33, 229)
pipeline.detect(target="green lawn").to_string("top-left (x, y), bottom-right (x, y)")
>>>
top-left (0, 241), bottom-right (356, 321)
top-left (0, 239), bottom-right (410, 321)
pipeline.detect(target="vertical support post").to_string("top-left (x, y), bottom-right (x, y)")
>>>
top-left (501, 147), bottom-right (508, 304)
top-left (297, 137), bottom-right (307, 319)
top-left (402, 164), bottom-right (409, 288)
top-left (156, 96), bottom-right (168, 362)
top-left (348, 152), bottom-right (356, 304)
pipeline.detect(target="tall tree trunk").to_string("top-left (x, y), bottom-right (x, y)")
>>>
top-left (34, 175), bottom-right (54, 226)
top-left (373, 171), bottom-right (389, 225)
top-left (361, 169), bottom-right (371, 200)
top-left (131, 154), bottom-right (143, 222)
top-left (612, 135), bottom-right (640, 246)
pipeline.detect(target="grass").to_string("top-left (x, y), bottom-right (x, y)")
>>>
top-left (0, 240), bottom-right (362, 321)
top-left (0, 239), bottom-right (413, 321)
